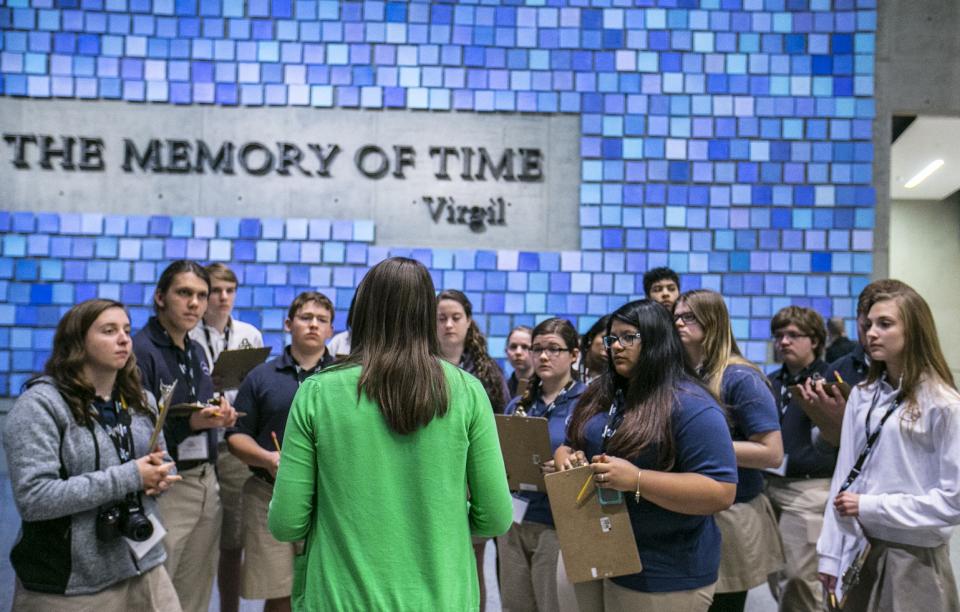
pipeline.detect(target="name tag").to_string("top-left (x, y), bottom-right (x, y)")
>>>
top-left (511, 495), bottom-right (529, 524)
top-left (178, 433), bottom-right (210, 461)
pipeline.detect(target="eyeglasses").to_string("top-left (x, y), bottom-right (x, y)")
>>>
top-left (295, 314), bottom-right (331, 325)
top-left (602, 333), bottom-right (642, 349)
top-left (674, 312), bottom-right (698, 325)
top-left (773, 331), bottom-right (809, 342)
top-left (531, 345), bottom-right (572, 357)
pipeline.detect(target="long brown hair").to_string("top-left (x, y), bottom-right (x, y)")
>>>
top-left (567, 299), bottom-right (695, 467)
top-left (516, 318), bottom-right (579, 413)
top-left (865, 287), bottom-right (956, 422)
top-left (437, 289), bottom-right (508, 412)
top-left (677, 289), bottom-right (764, 398)
top-left (34, 299), bottom-right (149, 425)
top-left (345, 257), bottom-right (449, 434)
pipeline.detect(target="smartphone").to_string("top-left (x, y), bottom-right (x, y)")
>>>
top-left (822, 381), bottom-right (852, 400)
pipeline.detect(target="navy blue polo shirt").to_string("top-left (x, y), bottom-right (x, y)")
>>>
top-left (133, 316), bottom-right (217, 463)
top-left (227, 346), bottom-right (333, 482)
top-left (768, 359), bottom-right (836, 478)
top-left (504, 380), bottom-right (585, 527)
top-left (720, 365), bottom-right (780, 503)
top-left (577, 380), bottom-right (738, 593)
top-left (829, 343), bottom-right (869, 388)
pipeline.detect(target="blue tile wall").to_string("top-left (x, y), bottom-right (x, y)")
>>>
top-left (1, 1), bottom-right (876, 395)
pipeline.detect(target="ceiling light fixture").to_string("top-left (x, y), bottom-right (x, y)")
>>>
top-left (904, 159), bottom-right (944, 189)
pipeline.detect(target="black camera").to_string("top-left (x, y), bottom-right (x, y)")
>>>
top-left (96, 494), bottom-right (154, 542)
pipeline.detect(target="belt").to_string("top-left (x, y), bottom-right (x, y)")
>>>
top-left (253, 470), bottom-right (276, 486)
top-left (177, 459), bottom-right (214, 472)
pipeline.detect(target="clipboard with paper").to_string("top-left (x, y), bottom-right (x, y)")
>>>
top-left (544, 465), bottom-right (642, 583)
top-left (211, 347), bottom-right (271, 391)
top-left (495, 414), bottom-right (554, 492)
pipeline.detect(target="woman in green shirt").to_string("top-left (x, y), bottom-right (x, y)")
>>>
top-left (268, 257), bottom-right (514, 611)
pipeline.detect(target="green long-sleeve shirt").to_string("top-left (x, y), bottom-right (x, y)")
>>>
top-left (268, 360), bottom-right (514, 611)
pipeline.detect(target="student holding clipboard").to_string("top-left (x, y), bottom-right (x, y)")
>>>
top-left (226, 291), bottom-right (335, 612)
top-left (817, 285), bottom-right (960, 610)
top-left (554, 299), bottom-right (737, 612)
top-left (133, 260), bottom-right (237, 612)
top-left (188, 262), bottom-right (264, 612)
top-left (499, 318), bottom-right (585, 612)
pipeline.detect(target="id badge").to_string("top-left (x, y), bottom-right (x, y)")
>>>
top-left (511, 495), bottom-right (530, 524)
top-left (178, 433), bottom-right (210, 461)
top-left (124, 513), bottom-right (167, 561)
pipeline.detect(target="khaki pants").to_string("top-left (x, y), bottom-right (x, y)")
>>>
top-left (715, 494), bottom-right (785, 593)
top-left (240, 476), bottom-right (295, 600)
top-left (14, 564), bottom-right (181, 612)
top-left (556, 553), bottom-right (715, 612)
top-left (765, 477), bottom-right (830, 612)
top-left (158, 463), bottom-right (222, 612)
top-left (497, 521), bottom-right (560, 612)
top-left (217, 446), bottom-right (249, 551)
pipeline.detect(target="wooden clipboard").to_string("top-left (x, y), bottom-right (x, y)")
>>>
top-left (495, 414), bottom-right (553, 493)
top-left (545, 466), bottom-right (643, 583)
top-left (211, 347), bottom-right (271, 391)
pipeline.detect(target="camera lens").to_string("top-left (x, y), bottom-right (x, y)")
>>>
top-left (120, 510), bottom-right (154, 542)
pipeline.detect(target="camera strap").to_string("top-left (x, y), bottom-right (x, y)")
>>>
top-left (88, 396), bottom-right (136, 465)
top-left (600, 389), bottom-right (626, 453)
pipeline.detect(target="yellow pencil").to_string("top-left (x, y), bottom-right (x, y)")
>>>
top-left (834, 370), bottom-right (845, 385)
top-left (575, 473), bottom-right (595, 506)
top-left (271, 431), bottom-right (281, 452)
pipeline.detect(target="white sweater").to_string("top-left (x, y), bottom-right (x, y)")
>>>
top-left (817, 375), bottom-right (960, 578)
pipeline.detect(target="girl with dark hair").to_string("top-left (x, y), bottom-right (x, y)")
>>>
top-left (5, 299), bottom-right (181, 610)
top-left (674, 290), bottom-right (785, 612)
top-left (817, 286), bottom-right (960, 610)
top-left (555, 299), bottom-right (737, 612)
top-left (268, 257), bottom-right (512, 610)
top-left (505, 325), bottom-right (534, 398)
top-left (499, 318), bottom-right (585, 612)
top-left (436, 288), bottom-right (512, 608)
top-left (437, 289), bottom-right (511, 413)
top-left (580, 315), bottom-right (610, 384)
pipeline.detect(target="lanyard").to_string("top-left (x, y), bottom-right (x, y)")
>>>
top-left (174, 345), bottom-right (198, 402)
top-left (89, 396), bottom-right (136, 463)
top-left (600, 389), bottom-right (626, 453)
top-left (839, 383), bottom-right (900, 493)
top-left (530, 379), bottom-right (576, 419)
top-left (778, 368), bottom-right (823, 417)
top-left (294, 364), bottom-right (317, 386)
top-left (203, 321), bottom-right (231, 364)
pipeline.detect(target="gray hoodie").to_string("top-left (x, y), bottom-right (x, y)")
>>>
top-left (3, 377), bottom-right (169, 595)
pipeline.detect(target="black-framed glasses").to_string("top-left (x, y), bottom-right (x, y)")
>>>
top-left (674, 312), bottom-right (698, 325)
top-left (773, 331), bottom-right (809, 342)
top-left (531, 345), bottom-right (572, 357)
top-left (602, 333), bottom-right (642, 349)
